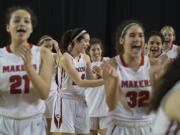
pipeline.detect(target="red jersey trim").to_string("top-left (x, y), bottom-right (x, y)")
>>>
top-left (6, 44), bottom-right (33, 53)
top-left (119, 54), bottom-right (144, 67)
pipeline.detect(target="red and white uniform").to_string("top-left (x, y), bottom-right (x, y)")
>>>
top-left (45, 53), bottom-right (58, 118)
top-left (107, 55), bottom-right (153, 135)
top-left (162, 44), bottom-right (179, 59)
top-left (51, 53), bottom-right (89, 134)
top-left (0, 45), bottom-right (46, 135)
top-left (85, 57), bottom-right (110, 130)
top-left (152, 81), bottom-right (180, 135)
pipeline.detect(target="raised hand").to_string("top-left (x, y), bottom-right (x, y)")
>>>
top-left (17, 45), bottom-right (32, 68)
top-left (101, 60), bottom-right (118, 79)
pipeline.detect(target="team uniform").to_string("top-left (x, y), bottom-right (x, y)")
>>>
top-left (107, 55), bottom-right (153, 135)
top-left (51, 53), bottom-right (89, 134)
top-left (85, 57), bottom-right (110, 130)
top-left (45, 53), bottom-right (58, 118)
top-left (0, 45), bottom-right (46, 135)
top-left (161, 44), bottom-right (179, 59)
top-left (152, 81), bottom-right (180, 135)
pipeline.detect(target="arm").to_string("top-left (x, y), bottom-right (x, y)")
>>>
top-left (83, 53), bottom-right (95, 79)
top-left (59, 53), bottom-right (103, 87)
top-left (18, 45), bottom-right (53, 100)
top-left (53, 40), bottom-right (62, 65)
top-left (164, 88), bottom-right (180, 121)
top-left (101, 58), bottom-right (120, 110)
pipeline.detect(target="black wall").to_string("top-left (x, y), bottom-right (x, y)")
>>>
top-left (0, 0), bottom-right (179, 56)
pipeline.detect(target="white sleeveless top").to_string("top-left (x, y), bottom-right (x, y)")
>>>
top-left (85, 57), bottom-right (109, 117)
top-left (152, 81), bottom-right (180, 135)
top-left (110, 55), bottom-right (153, 123)
top-left (0, 45), bottom-right (45, 119)
top-left (58, 53), bottom-right (87, 100)
top-left (162, 44), bottom-right (179, 59)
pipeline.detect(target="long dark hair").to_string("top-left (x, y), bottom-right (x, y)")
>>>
top-left (149, 52), bottom-right (180, 112)
top-left (6, 6), bottom-right (37, 28)
top-left (60, 28), bottom-right (88, 53)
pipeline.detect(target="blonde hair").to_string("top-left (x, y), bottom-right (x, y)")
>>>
top-left (38, 35), bottom-right (53, 46)
top-left (160, 25), bottom-right (176, 41)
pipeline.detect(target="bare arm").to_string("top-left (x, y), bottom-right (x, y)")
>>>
top-left (18, 45), bottom-right (53, 100)
top-left (83, 53), bottom-right (95, 79)
top-left (164, 88), bottom-right (180, 121)
top-left (59, 53), bottom-right (103, 87)
top-left (101, 58), bottom-right (120, 110)
top-left (53, 40), bottom-right (62, 65)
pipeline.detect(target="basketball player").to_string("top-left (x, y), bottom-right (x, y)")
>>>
top-left (38, 35), bottom-right (62, 135)
top-left (0, 6), bottom-right (53, 135)
top-left (149, 52), bottom-right (180, 135)
top-left (101, 20), bottom-right (163, 135)
top-left (85, 38), bottom-right (110, 135)
top-left (50, 28), bottom-right (104, 135)
top-left (160, 25), bottom-right (180, 59)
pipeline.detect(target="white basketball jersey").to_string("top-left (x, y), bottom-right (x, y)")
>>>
top-left (110, 55), bottom-right (152, 122)
top-left (162, 44), bottom-right (179, 59)
top-left (152, 81), bottom-right (180, 135)
top-left (0, 45), bottom-right (45, 118)
top-left (59, 53), bottom-right (87, 98)
top-left (86, 57), bottom-right (109, 117)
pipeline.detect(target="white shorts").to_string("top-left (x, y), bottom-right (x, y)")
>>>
top-left (51, 98), bottom-right (90, 134)
top-left (90, 117), bottom-right (110, 130)
top-left (45, 90), bottom-right (57, 118)
top-left (107, 120), bottom-right (152, 135)
top-left (0, 114), bottom-right (46, 135)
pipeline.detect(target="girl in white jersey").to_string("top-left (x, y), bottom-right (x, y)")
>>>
top-left (146, 31), bottom-right (171, 68)
top-left (101, 20), bottom-right (163, 135)
top-left (51, 28), bottom-right (104, 135)
top-left (160, 25), bottom-right (180, 59)
top-left (38, 35), bottom-right (62, 135)
top-left (149, 52), bottom-right (180, 135)
top-left (0, 6), bottom-right (53, 135)
top-left (85, 38), bottom-right (110, 135)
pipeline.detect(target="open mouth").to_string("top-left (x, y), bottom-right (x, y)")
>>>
top-left (16, 28), bottom-right (26, 34)
top-left (131, 45), bottom-right (142, 52)
top-left (150, 47), bottom-right (159, 53)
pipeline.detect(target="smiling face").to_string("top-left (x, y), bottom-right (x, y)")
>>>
top-left (161, 27), bottom-right (175, 44)
top-left (75, 33), bottom-right (90, 53)
top-left (120, 24), bottom-right (145, 57)
top-left (147, 35), bottom-right (163, 58)
top-left (6, 9), bottom-right (33, 43)
top-left (89, 44), bottom-right (102, 61)
top-left (41, 39), bottom-right (54, 51)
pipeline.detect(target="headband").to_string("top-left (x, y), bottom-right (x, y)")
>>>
top-left (72, 30), bottom-right (87, 41)
top-left (120, 23), bottom-right (137, 38)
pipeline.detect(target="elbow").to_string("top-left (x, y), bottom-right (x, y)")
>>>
top-left (40, 87), bottom-right (50, 100)
top-left (74, 79), bottom-right (85, 87)
top-left (40, 93), bottom-right (49, 100)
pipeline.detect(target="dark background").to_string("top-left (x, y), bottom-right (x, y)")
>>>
top-left (0, 0), bottom-right (179, 56)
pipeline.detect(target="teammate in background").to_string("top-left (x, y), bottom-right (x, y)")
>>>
top-left (0, 6), bottom-right (53, 135)
top-left (146, 31), bottom-right (164, 58)
top-left (85, 38), bottom-right (109, 135)
top-left (149, 52), bottom-right (180, 135)
top-left (160, 25), bottom-right (180, 59)
top-left (143, 43), bottom-right (148, 55)
top-left (145, 31), bottom-right (171, 68)
top-left (51, 28), bottom-right (104, 135)
top-left (101, 20), bottom-right (166, 135)
top-left (38, 35), bottom-right (62, 135)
